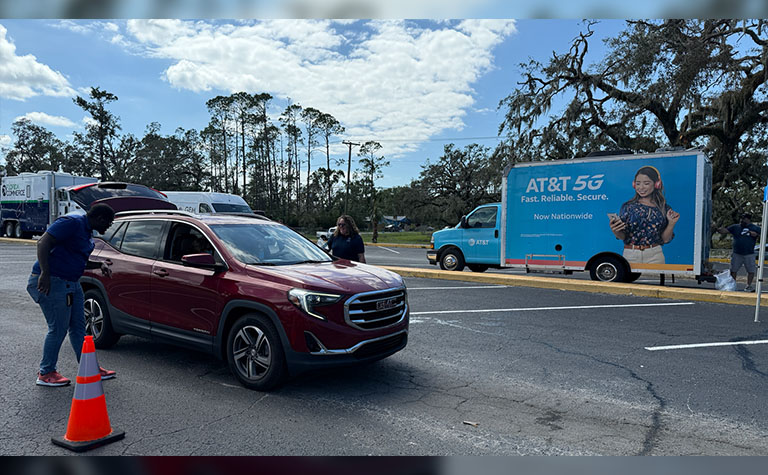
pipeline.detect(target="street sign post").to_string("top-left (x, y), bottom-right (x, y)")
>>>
top-left (754, 184), bottom-right (768, 322)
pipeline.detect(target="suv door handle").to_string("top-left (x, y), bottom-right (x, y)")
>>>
top-left (153, 269), bottom-right (169, 277)
top-left (495, 230), bottom-right (499, 238)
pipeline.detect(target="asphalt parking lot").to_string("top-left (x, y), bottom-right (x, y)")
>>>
top-left (2, 238), bottom-right (768, 455)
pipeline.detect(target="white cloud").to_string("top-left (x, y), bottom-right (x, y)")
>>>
top-left (14, 112), bottom-right (77, 128)
top-left (82, 116), bottom-right (99, 127)
top-left (0, 24), bottom-right (76, 100)
top-left (0, 134), bottom-right (10, 147)
top-left (124, 19), bottom-right (517, 159)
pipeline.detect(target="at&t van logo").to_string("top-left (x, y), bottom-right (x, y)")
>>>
top-left (468, 238), bottom-right (489, 246)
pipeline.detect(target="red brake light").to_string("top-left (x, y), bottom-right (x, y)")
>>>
top-left (71, 183), bottom-right (97, 192)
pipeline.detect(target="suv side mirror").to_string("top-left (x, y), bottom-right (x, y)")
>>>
top-left (182, 253), bottom-right (226, 272)
top-left (459, 216), bottom-right (468, 228)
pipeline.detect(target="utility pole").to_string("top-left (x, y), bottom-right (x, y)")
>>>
top-left (342, 140), bottom-right (360, 215)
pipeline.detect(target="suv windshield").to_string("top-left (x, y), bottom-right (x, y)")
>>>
top-left (70, 183), bottom-right (166, 209)
top-left (212, 203), bottom-right (253, 213)
top-left (211, 223), bottom-right (332, 265)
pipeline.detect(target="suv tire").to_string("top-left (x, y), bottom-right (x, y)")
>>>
top-left (84, 289), bottom-right (121, 348)
top-left (226, 313), bottom-right (287, 391)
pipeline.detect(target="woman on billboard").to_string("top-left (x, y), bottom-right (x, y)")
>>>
top-left (609, 166), bottom-right (680, 264)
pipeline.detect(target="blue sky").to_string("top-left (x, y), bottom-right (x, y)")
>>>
top-left (1, 19), bottom-right (626, 187)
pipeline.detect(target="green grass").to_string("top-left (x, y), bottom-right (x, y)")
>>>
top-left (359, 231), bottom-right (433, 244)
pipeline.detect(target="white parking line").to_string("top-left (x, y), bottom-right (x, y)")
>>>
top-left (645, 340), bottom-right (768, 351)
top-left (409, 285), bottom-right (507, 290)
top-left (376, 246), bottom-right (400, 254)
top-left (411, 302), bottom-right (694, 315)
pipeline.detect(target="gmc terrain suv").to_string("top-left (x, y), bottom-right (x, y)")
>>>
top-left (81, 210), bottom-right (409, 390)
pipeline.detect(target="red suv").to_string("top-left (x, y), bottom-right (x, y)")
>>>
top-left (81, 210), bottom-right (409, 390)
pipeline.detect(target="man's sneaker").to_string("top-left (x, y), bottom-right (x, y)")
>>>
top-left (745, 285), bottom-right (756, 292)
top-left (99, 367), bottom-right (116, 380)
top-left (36, 371), bottom-right (71, 387)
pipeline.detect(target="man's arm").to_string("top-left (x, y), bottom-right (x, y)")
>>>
top-left (36, 232), bottom-right (56, 294)
top-left (716, 225), bottom-right (730, 234)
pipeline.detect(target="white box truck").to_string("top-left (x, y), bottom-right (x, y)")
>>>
top-left (0, 171), bottom-right (97, 238)
top-left (427, 150), bottom-right (713, 282)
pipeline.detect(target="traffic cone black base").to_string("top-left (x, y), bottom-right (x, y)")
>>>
top-left (51, 429), bottom-right (125, 452)
top-left (51, 335), bottom-right (123, 452)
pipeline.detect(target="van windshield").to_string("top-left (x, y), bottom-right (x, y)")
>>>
top-left (210, 223), bottom-right (331, 265)
top-left (212, 203), bottom-right (253, 213)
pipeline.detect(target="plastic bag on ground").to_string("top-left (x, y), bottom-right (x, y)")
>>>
top-left (714, 269), bottom-right (737, 291)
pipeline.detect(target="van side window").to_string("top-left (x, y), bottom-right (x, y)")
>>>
top-left (199, 203), bottom-right (212, 213)
top-left (467, 207), bottom-right (497, 229)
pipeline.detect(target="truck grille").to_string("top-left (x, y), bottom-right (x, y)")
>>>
top-left (345, 287), bottom-right (407, 330)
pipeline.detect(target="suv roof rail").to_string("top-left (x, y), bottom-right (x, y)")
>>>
top-left (115, 209), bottom-right (195, 218)
top-left (217, 212), bottom-right (271, 220)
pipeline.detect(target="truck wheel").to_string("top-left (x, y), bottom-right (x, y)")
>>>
top-left (5, 221), bottom-right (15, 238)
top-left (84, 289), bottom-right (121, 348)
top-left (468, 264), bottom-right (488, 273)
top-left (589, 256), bottom-right (627, 282)
top-left (439, 248), bottom-right (465, 271)
top-left (226, 313), bottom-right (286, 391)
top-left (12, 223), bottom-right (23, 239)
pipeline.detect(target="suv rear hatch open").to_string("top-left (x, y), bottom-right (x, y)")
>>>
top-left (68, 182), bottom-right (177, 213)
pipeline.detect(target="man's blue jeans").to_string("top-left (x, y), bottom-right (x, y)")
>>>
top-left (27, 274), bottom-right (85, 375)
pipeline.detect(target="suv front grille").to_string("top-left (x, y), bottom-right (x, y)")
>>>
top-left (344, 287), bottom-right (407, 330)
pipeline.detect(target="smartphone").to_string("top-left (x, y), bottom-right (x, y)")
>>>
top-left (607, 213), bottom-right (619, 221)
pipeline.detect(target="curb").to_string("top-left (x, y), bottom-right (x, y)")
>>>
top-left (0, 237), bottom-right (37, 245)
top-left (379, 265), bottom-right (768, 307)
top-left (367, 242), bottom-right (430, 249)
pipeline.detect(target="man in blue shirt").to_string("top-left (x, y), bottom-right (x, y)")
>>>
top-left (26, 204), bottom-right (117, 386)
top-left (717, 213), bottom-right (761, 292)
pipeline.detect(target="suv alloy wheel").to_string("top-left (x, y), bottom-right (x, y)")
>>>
top-left (226, 313), bottom-right (287, 391)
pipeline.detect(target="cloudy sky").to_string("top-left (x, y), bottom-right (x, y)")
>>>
top-left (0, 19), bottom-right (626, 186)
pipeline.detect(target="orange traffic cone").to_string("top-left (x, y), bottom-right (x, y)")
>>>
top-left (51, 335), bottom-right (124, 452)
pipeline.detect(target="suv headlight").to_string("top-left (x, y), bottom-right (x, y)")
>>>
top-left (288, 289), bottom-right (342, 320)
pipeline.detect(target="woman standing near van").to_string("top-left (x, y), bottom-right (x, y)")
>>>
top-left (327, 215), bottom-right (366, 263)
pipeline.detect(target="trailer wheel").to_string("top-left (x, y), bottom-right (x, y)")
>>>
top-left (4, 221), bottom-right (15, 238)
top-left (589, 256), bottom-right (627, 282)
top-left (12, 223), bottom-right (23, 239)
top-left (439, 248), bottom-right (465, 272)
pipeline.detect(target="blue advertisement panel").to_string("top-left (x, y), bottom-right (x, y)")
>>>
top-left (505, 154), bottom-right (700, 272)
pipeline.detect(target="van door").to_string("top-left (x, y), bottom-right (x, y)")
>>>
top-left (464, 205), bottom-right (500, 264)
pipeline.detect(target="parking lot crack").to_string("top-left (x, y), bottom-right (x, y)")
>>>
top-left (730, 331), bottom-right (768, 378)
top-left (529, 338), bottom-right (666, 455)
top-left (119, 393), bottom-right (270, 455)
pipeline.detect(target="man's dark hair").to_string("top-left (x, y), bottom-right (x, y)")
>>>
top-left (742, 213), bottom-right (752, 220)
top-left (88, 203), bottom-right (115, 220)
